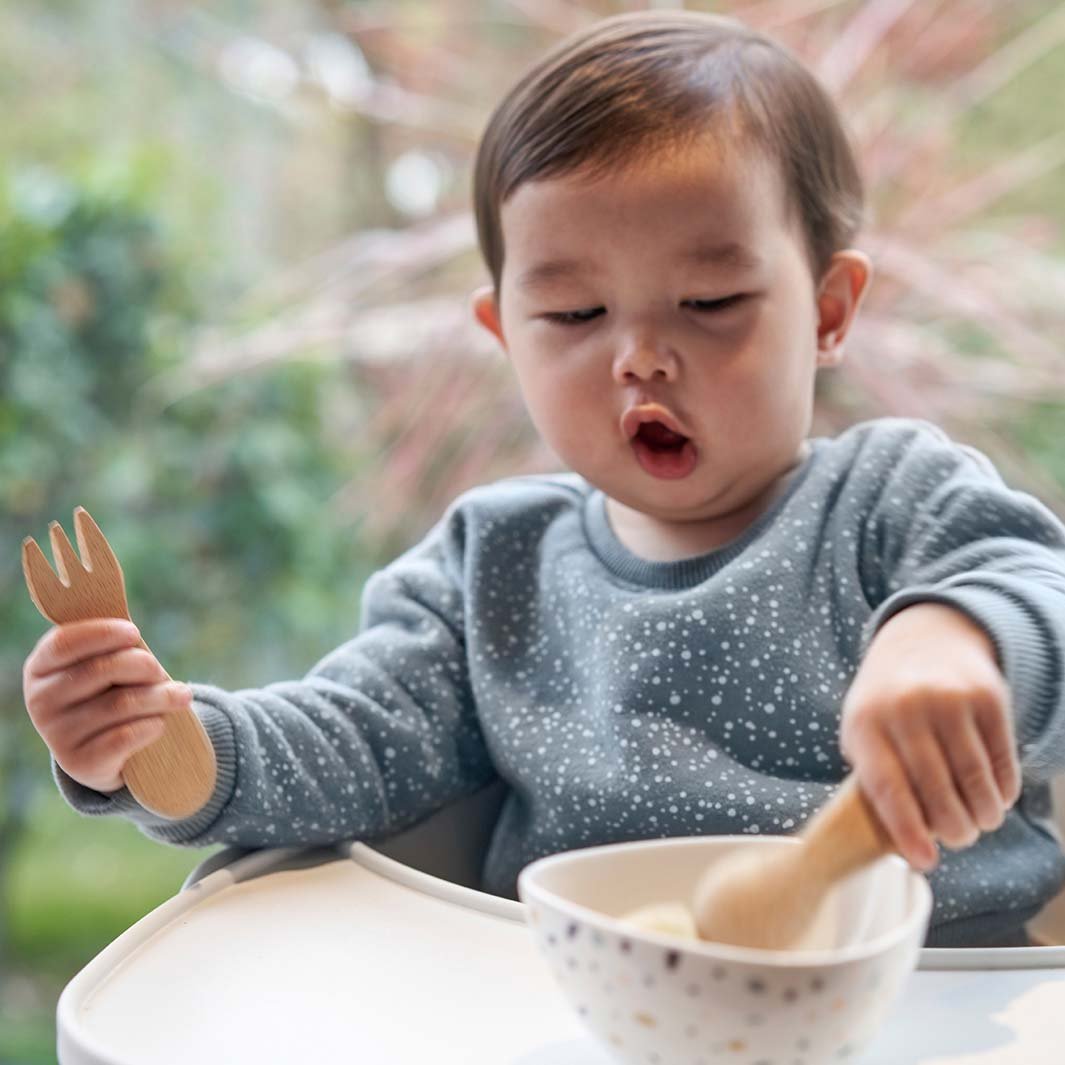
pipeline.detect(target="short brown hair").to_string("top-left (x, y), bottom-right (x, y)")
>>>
top-left (473, 10), bottom-right (864, 291)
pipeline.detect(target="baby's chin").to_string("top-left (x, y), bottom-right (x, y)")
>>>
top-left (602, 469), bottom-right (793, 545)
top-left (597, 467), bottom-right (737, 517)
top-left (604, 482), bottom-right (741, 526)
top-left (613, 501), bottom-right (750, 536)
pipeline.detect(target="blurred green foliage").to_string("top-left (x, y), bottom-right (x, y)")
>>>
top-left (0, 159), bottom-right (382, 1060)
top-left (0, 162), bottom-right (379, 683)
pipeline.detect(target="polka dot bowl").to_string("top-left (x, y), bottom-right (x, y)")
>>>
top-left (518, 835), bottom-right (932, 1065)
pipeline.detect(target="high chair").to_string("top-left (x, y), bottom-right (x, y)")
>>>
top-left (55, 776), bottom-right (1065, 1064)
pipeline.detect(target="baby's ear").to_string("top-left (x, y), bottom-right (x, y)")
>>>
top-left (470, 286), bottom-right (506, 349)
top-left (816, 250), bottom-right (872, 367)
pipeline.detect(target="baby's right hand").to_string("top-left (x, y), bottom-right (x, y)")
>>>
top-left (22, 619), bottom-right (193, 794)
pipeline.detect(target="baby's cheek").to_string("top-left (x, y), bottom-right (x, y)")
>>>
top-left (534, 394), bottom-right (607, 461)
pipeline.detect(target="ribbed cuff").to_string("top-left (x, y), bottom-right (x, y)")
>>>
top-left (53, 761), bottom-right (143, 817)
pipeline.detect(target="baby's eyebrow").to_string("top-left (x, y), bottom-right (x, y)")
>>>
top-left (516, 240), bottom-right (762, 291)
top-left (683, 241), bottom-right (763, 272)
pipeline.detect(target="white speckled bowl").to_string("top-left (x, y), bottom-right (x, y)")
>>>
top-left (518, 836), bottom-right (932, 1065)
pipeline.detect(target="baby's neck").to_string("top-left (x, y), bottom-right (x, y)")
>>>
top-left (605, 445), bottom-right (809, 563)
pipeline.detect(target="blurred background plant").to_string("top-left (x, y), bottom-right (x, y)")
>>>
top-left (2, 0), bottom-right (1064, 1060)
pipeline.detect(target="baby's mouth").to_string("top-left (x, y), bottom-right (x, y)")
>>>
top-left (634, 421), bottom-right (689, 452)
top-left (629, 420), bottom-right (697, 480)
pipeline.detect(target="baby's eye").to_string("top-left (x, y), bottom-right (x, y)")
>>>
top-left (684, 295), bottom-right (747, 313)
top-left (541, 307), bottom-right (604, 326)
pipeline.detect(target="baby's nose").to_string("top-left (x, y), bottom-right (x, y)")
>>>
top-left (612, 338), bottom-right (679, 382)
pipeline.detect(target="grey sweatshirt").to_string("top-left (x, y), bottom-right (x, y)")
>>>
top-left (56, 418), bottom-right (1065, 947)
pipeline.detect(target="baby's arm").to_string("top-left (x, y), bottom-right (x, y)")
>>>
top-left (37, 507), bottom-right (496, 851)
top-left (844, 424), bottom-right (1065, 868)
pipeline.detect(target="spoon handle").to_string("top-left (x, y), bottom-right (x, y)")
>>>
top-left (801, 775), bottom-right (896, 883)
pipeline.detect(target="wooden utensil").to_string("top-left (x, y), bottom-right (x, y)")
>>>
top-left (22, 507), bottom-right (216, 819)
top-left (691, 775), bottom-right (896, 949)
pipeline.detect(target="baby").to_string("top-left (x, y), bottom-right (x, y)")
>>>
top-left (22, 11), bottom-right (1065, 948)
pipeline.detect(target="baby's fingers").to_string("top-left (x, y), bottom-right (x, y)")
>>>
top-left (60, 716), bottom-right (169, 795)
top-left (55, 681), bottom-right (192, 756)
top-left (27, 619), bottom-right (141, 677)
top-left (974, 695), bottom-right (1021, 809)
top-left (32, 647), bottom-right (169, 726)
top-left (848, 732), bottom-right (938, 871)
top-left (934, 711), bottom-right (1005, 833)
top-left (889, 716), bottom-right (977, 850)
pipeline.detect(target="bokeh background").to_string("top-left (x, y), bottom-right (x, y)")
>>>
top-left (3, 0), bottom-right (1065, 1059)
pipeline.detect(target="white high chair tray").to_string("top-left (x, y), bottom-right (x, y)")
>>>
top-left (58, 843), bottom-right (1065, 1065)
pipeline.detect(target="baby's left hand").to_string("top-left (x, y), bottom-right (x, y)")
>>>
top-left (840, 602), bottom-right (1021, 871)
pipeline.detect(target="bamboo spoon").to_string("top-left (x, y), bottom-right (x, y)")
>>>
top-left (690, 775), bottom-right (896, 950)
top-left (22, 507), bottom-right (217, 819)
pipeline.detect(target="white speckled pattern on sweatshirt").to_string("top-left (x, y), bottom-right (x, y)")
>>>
top-left (56, 418), bottom-right (1065, 947)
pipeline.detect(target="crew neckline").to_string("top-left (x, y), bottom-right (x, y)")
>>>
top-left (582, 439), bottom-right (824, 589)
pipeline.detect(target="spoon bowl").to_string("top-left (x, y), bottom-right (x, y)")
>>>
top-left (692, 776), bottom-right (895, 949)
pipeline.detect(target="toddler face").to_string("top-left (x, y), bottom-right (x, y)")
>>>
top-left (474, 134), bottom-right (867, 550)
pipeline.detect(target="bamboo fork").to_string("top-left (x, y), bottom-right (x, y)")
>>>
top-left (22, 507), bottom-right (216, 819)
